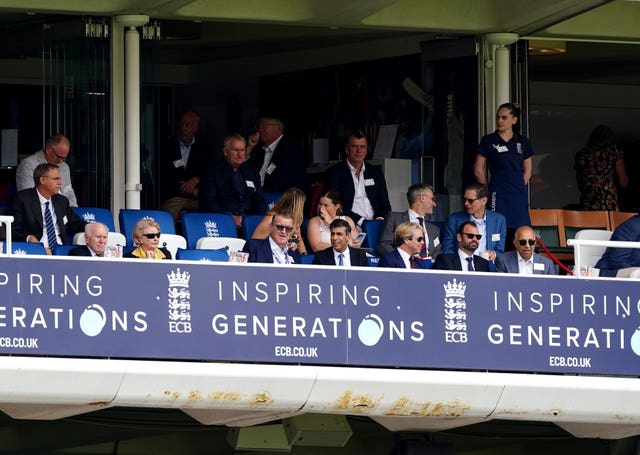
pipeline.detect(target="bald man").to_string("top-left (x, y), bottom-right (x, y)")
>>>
top-left (495, 225), bottom-right (556, 275)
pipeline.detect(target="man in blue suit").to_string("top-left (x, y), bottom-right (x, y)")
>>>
top-left (495, 226), bottom-right (556, 275)
top-left (379, 222), bottom-right (431, 269)
top-left (242, 213), bottom-right (301, 264)
top-left (313, 219), bottom-right (369, 267)
top-left (325, 130), bottom-right (391, 227)
top-left (434, 222), bottom-right (492, 272)
top-left (595, 214), bottom-right (640, 277)
top-left (442, 183), bottom-right (506, 261)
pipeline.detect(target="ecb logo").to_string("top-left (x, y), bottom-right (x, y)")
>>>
top-left (167, 268), bottom-right (192, 334)
top-left (443, 279), bottom-right (468, 343)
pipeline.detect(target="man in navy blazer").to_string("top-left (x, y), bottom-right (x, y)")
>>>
top-left (9, 163), bottom-right (86, 248)
top-left (325, 130), bottom-right (391, 227)
top-left (242, 213), bottom-right (301, 264)
top-left (68, 222), bottom-right (109, 257)
top-left (245, 116), bottom-right (308, 193)
top-left (442, 183), bottom-right (506, 261)
top-left (434, 221), bottom-right (492, 272)
top-left (313, 219), bottom-right (369, 267)
top-left (495, 226), bottom-right (556, 275)
top-left (379, 222), bottom-right (431, 269)
top-left (595, 214), bottom-right (640, 277)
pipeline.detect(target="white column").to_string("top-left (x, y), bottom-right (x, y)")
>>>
top-left (110, 18), bottom-right (125, 225)
top-left (115, 15), bottom-right (148, 210)
top-left (484, 33), bottom-right (519, 131)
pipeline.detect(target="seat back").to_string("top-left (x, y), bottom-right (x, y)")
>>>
top-left (609, 211), bottom-right (637, 230)
top-left (159, 233), bottom-right (187, 258)
top-left (561, 210), bottom-right (610, 242)
top-left (118, 209), bottom-right (175, 245)
top-left (3, 242), bottom-right (47, 255)
top-left (529, 209), bottom-right (565, 248)
top-left (182, 212), bottom-right (238, 248)
top-left (300, 253), bottom-right (315, 265)
top-left (241, 214), bottom-right (264, 240)
top-left (263, 192), bottom-right (282, 210)
top-left (574, 229), bottom-right (613, 268)
top-left (362, 219), bottom-right (384, 250)
top-left (71, 207), bottom-right (116, 232)
top-left (196, 237), bottom-right (246, 252)
top-left (176, 247), bottom-right (229, 262)
top-left (53, 245), bottom-right (76, 256)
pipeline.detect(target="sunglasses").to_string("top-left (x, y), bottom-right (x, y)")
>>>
top-left (274, 224), bottom-right (294, 233)
top-left (142, 232), bottom-right (161, 239)
top-left (461, 197), bottom-right (479, 204)
top-left (518, 239), bottom-right (536, 246)
top-left (414, 236), bottom-right (424, 243)
top-left (462, 233), bottom-right (482, 240)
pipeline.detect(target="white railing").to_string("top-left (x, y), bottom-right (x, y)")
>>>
top-left (0, 215), bottom-right (13, 255)
top-left (567, 238), bottom-right (640, 277)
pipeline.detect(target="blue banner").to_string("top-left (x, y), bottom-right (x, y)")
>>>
top-left (1, 256), bottom-right (639, 375)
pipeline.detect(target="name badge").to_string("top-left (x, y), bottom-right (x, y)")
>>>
top-left (491, 233), bottom-right (500, 241)
top-left (63, 215), bottom-right (68, 224)
top-left (433, 237), bottom-right (440, 247)
top-left (497, 146), bottom-right (508, 153)
top-left (266, 163), bottom-right (276, 175)
top-left (534, 263), bottom-right (545, 271)
top-left (364, 179), bottom-right (375, 186)
top-left (246, 180), bottom-right (256, 189)
top-left (173, 159), bottom-right (184, 168)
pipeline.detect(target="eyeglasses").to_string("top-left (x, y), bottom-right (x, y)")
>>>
top-left (413, 236), bottom-right (424, 243)
top-left (49, 145), bottom-right (67, 162)
top-left (43, 175), bottom-right (62, 181)
top-left (462, 233), bottom-right (482, 240)
top-left (462, 197), bottom-right (479, 204)
top-left (518, 239), bottom-right (536, 246)
top-left (274, 224), bottom-right (294, 233)
top-left (142, 232), bottom-right (161, 239)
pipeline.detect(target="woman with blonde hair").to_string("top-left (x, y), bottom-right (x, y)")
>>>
top-left (124, 218), bottom-right (172, 259)
top-left (251, 187), bottom-right (308, 254)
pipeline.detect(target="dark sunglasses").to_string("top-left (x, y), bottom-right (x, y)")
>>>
top-left (462, 233), bottom-right (482, 240)
top-left (461, 197), bottom-right (479, 204)
top-left (414, 236), bottom-right (424, 243)
top-left (518, 239), bottom-right (536, 246)
top-left (274, 224), bottom-right (294, 233)
top-left (142, 232), bottom-right (161, 239)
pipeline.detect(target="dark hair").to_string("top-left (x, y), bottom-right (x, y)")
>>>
top-left (346, 129), bottom-right (368, 143)
top-left (406, 183), bottom-right (433, 205)
top-left (497, 102), bottom-right (520, 133)
top-left (457, 221), bottom-right (477, 235)
top-left (464, 182), bottom-right (488, 199)
top-left (33, 163), bottom-right (58, 187)
top-left (320, 189), bottom-right (344, 216)
top-left (586, 125), bottom-right (617, 147)
top-left (329, 218), bottom-right (351, 234)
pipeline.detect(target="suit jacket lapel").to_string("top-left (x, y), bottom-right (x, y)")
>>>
top-left (29, 191), bottom-right (44, 229)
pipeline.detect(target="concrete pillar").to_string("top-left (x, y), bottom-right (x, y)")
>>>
top-left (484, 33), bottom-right (519, 131)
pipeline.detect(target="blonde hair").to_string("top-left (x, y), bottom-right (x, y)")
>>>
top-left (133, 219), bottom-right (161, 245)
top-left (268, 188), bottom-right (306, 232)
top-left (393, 222), bottom-right (423, 247)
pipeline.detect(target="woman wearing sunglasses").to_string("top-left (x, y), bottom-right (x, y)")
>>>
top-left (124, 219), bottom-right (172, 259)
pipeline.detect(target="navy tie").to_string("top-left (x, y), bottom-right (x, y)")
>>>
top-left (465, 256), bottom-right (474, 271)
top-left (338, 253), bottom-right (344, 266)
top-left (44, 201), bottom-right (58, 248)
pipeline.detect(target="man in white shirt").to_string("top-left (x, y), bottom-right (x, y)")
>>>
top-left (495, 226), bottom-right (556, 275)
top-left (312, 219), bottom-right (369, 266)
top-left (16, 134), bottom-right (78, 207)
top-left (242, 213), bottom-right (301, 264)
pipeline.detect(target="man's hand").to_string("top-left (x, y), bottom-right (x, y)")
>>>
top-left (180, 176), bottom-right (199, 197)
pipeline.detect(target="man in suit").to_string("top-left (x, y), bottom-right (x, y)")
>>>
top-left (15, 133), bottom-right (78, 207)
top-left (441, 183), bottom-right (506, 261)
top-left (378, 183), bottom-right (441, 259)
top-left (313, 219), bottom-right (369, 267)
top-left (495, 226), bottom-right (556, 275)
top-left (160, 109), bottom-right (209, 224)
top-left (68, 222), bottom-right (109, 257)
top-left (245, 116), bottom-right (308, 193)
top-left (242, 213), bottom-right (301, 264)
top-left (199, 133), bottom-right (268, 229)
top-left (595, 214), bottom-right (640, 277)
top-left (379, 222), bottom-right (430, 269)
top-left (9, 163), bottom-right (86, 249)
top-left (434, 221), bottom-right (492, 272)
top-left (325, 130), bottom-right (391, 227)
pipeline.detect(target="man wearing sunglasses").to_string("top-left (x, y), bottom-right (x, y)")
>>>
top-left (378, 222), bottom-right (430, 269)
top-left (242, 212), bottom-right (301, 264)
top-left (16, 133), bottom-right (78, 207)
top-left (434, 221), bottom-right (491, 272)
top-left (441, 183), bottom-right (506, 261)
top-left (495, 226), bottom-right (555, 275)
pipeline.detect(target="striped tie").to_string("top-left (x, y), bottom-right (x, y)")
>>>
top-left (44, 201), bottom-right (58, 248)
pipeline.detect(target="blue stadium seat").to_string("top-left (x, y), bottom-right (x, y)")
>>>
top-left (300, 254), bottom-right (315, 265)
top-left (362, 219), bottom-right (384, 250)
top-left (118, 209), bottom-right (175, 246)
top-left (263, 192), bottom-right (282, 210)
top-left (2, 242), bottom-right (47, 255)
top-left (176, 247), bottom-right (229, 262)
top-left (72, 207), bottom-right (116, 232)
top-left (181, 212), bottom-right (238, 249)
top-left (241, 214), bottom-right (264, 240)
top-left (53, 245), bottom-right (76, 256)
